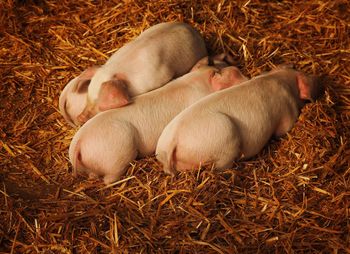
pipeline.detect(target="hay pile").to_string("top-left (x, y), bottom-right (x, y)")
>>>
top-left (1, 0), bottom-right (349, 253)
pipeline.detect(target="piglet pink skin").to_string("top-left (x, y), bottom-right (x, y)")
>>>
top-left (156, 67), bottom-right (322, 175)
top-left (59, 22), bottom-right (208, 127)
top-left (68, 58), bottom-right (247, 184)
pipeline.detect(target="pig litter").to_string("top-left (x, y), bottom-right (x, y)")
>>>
top-left (0, 0), bottom-right (349, 253)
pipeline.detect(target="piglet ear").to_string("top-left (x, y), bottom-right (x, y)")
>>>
top-left (80, 66), bottom-right (99, 79)
top-left (97, 80), bottom-right (131, 111)
top-left (190, 56), bottom-right (209, 72)
top-left (191, 53), bottom-right (236, 72)
top-left (73, 66), bottom-right (100, 93)
top-left (296, 73), bottom-right (322, 102)
top-left (211, 52), bottom-right (235, 67)
top-left (211, 66), bottom-right (248, 91)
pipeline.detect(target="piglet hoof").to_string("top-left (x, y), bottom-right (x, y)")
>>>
top-left (103, 174), bottom-right (118, 185)
top-left (163, 168), bottom-right (176, 177)
top-left (88, 172), bottom-right (99, 180)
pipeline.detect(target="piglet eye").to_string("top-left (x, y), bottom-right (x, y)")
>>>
top-left (64, 101), bottom-right (68, 111)
top-left (76, 80), bottom-right (91, 94)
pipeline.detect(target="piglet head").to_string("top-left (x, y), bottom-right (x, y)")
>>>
top-left (59, 66), bottom-right (99, 127)
top-left (272, 66), bottom-right (323, 104)
top-left (211, 66), bottom-right (248, 91)
top-left (77, 78), bottom-right (131, 125)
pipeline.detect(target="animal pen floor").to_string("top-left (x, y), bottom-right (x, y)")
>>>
top-left (0, 0), bottom-right (349, 253)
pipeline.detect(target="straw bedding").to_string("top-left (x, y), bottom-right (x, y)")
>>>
top-left (0, 0), bottom-right (349, 253)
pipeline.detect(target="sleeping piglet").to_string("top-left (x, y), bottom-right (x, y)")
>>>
top-left (156, 67), bottom-right (322, 175)
top-left (59, 22), bottom-right (207, 127)
top-left (68, 56), bottom-right (248, 184)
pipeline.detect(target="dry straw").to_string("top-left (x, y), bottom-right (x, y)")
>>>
top-left (0, 0), bottom-right (349, 253)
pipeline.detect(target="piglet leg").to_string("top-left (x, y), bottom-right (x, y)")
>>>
top-left (167, 112), bottom-right (242, 172)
